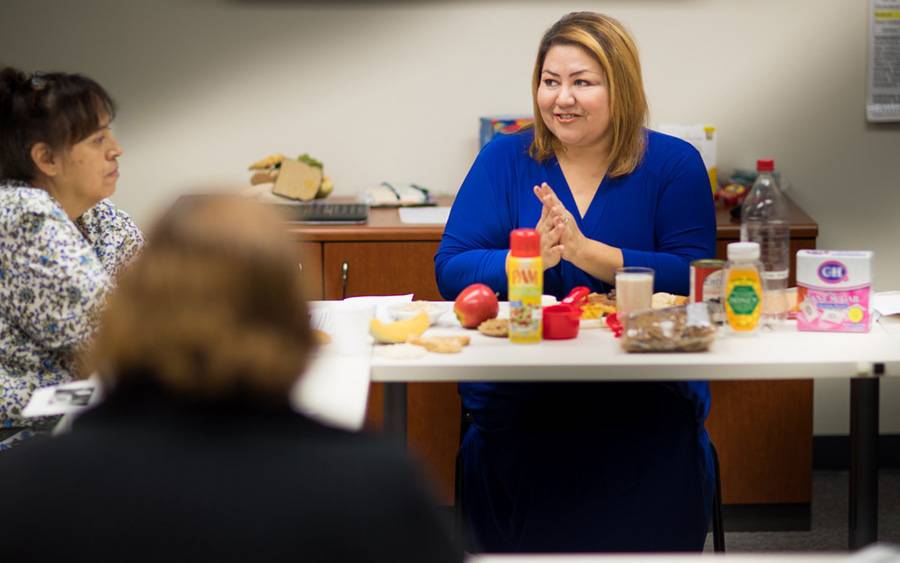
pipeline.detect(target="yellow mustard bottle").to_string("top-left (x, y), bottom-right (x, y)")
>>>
top-left (507, 228), bottom-right (542, 343)
top-left (724, 242), bottom-right (763, 333)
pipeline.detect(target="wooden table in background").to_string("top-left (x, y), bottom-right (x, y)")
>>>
top-left (288, 197), bottom-right (819, 522)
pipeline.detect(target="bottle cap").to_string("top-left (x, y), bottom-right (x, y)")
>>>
top-left (727, 241), bottom-right (760, 261)
top-left (510, 228), bottom-right (540, 257)
top-left (756, 159), bottom-right (775, 172)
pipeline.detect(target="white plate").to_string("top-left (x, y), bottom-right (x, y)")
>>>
top-left (387, 302), bottom-right (447, 325)
top-left (580, 317), bottom-right (609, 329)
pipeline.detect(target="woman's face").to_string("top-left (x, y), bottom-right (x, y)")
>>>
top-left (537, 44), bottom-right (611, 152)
top-left (55, 118), bottom-right (123, 204)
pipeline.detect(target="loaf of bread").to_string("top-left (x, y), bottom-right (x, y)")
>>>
top-left (272, 159), bottom-right (323, 201)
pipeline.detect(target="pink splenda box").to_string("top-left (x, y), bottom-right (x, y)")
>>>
top-left (796, 250), bottom-right (873, 333)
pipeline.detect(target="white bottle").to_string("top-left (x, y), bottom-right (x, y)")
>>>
top-left (740, 159), bottom-right (790, 328)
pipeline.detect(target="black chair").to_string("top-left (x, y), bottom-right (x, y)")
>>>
top-left (710, 441), bottom-right (725, 552)
top-left (453, 410), bottom-right (476, 551)
top-left (454, 409), bottom-right (726, 553)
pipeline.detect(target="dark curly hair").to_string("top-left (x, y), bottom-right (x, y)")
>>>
top-left (0, 66), bottom-right (116, 181)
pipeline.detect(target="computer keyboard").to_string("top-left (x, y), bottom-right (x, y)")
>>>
top-left (282, 202), bottom-right (369, 224)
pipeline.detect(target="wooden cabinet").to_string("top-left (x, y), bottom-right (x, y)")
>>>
top-left (322, 242), bottom-right (442, 300)
top-left (291, 198), bottom-right (818, 507)
top-left (297, 243), bottom-right (323, 299)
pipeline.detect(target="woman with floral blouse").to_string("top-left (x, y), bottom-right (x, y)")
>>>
top-left (0, 67), bottom-right (143, 440)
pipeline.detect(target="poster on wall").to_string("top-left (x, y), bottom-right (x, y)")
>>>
top-left (867, 0), bottom-right (900, 121)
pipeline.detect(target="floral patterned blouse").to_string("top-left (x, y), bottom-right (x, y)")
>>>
top-left (0, 181), bottom-right (143, 428)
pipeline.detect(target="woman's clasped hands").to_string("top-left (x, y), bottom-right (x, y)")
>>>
top-left (533, 182), bottom-right (585, 270)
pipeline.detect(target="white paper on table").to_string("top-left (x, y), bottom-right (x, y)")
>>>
top-left (22, 378), bottom-right (103, 418)
top-left (291, 352), bottom-right (371, 431)
top-left (873, 291), bottom-right (900, 316)
top-left (398, 206), bottom-right (451, 225)
top-left (878, 315), bottom-right (900, 335)
top-left (848, 543), bottom-right (900, 562)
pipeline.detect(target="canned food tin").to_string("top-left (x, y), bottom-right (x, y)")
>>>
top-left (690, 259), bottom-right (726, 303)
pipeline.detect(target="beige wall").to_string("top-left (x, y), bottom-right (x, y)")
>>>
top-left (2, 0), bottom-right (898, 433)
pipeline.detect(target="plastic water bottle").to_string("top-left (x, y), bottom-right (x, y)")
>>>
top-left (740, 159), bottom-right (790, 328)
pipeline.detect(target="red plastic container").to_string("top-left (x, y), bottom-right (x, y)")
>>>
top-left (542, 304), bottom-right (581, 340)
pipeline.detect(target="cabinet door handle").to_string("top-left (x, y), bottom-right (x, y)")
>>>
top-left (340, 261), bottom-right (350, 299)
top-left (297, 261), bottom-right (303, 272)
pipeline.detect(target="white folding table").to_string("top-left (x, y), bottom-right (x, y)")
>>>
top-left (470, 554), bottom-right (851, 563)
top-left (370, 318), bottom-right (900, 550)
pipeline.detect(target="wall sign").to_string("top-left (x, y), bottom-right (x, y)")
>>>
top-left (868, 0), bottom-right (900, 121)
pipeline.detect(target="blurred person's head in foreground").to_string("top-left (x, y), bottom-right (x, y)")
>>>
top-left (88, 194), bottom-right (314, 407)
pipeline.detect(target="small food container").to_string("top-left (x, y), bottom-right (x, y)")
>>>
top-left (796, 250), bottom-right (873, 333)
top-left (387, 301), bottom-right (447, 326)
top-left (542, 304), bottom-right (581, 340)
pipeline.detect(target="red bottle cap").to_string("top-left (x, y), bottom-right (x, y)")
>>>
top-left (756, 159), bottom-right (775, 172)
top-left (510, 228), bottom-right (540, 257)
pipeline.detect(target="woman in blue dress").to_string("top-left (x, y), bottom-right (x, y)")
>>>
top-left (435, 12), bottom-right (717, 553)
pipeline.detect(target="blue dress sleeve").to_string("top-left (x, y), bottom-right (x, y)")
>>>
top-left (620, 147), bottom-right (716, 294)
top-left (435, 141), bottom-right (517, 300)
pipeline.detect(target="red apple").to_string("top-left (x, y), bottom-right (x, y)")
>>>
top-left (454, 283), bottom-right (499, 329)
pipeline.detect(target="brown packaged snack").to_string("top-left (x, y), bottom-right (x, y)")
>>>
top-left (620, 303), bottom-right (716, 353)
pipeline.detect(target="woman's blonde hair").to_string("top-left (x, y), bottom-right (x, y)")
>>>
top-left (88, 194), bottom-right (314, 405)
top-left (529, 12), bottom-right (649, 177)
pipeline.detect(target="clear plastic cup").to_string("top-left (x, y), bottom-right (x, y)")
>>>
top-left (615, 267), bottom-right (654, 315)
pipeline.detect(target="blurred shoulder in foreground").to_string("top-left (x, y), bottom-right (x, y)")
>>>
top-left (0, 194), bottom-right (461, 563)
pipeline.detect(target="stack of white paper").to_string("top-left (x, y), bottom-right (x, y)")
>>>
top-left (398, 206), bottom-right (451, 225)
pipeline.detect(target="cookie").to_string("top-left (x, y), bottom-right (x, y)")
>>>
top-left (312, 329), bottom-right (332, 345)
top-left (477, 318), bottom-right (509, 337)
top-left (407, 335), bottom-right (471, 354)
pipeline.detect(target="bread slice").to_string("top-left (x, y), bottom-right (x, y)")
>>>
top-left (272, 159), bottom-right (323, 201)
top-left (406, 335), bottom-right (471, 354)
top-left (250, 170), bottom-right (278, 185)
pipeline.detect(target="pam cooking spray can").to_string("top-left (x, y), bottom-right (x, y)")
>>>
top-left (508, 228), bottom-right (542, 343)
